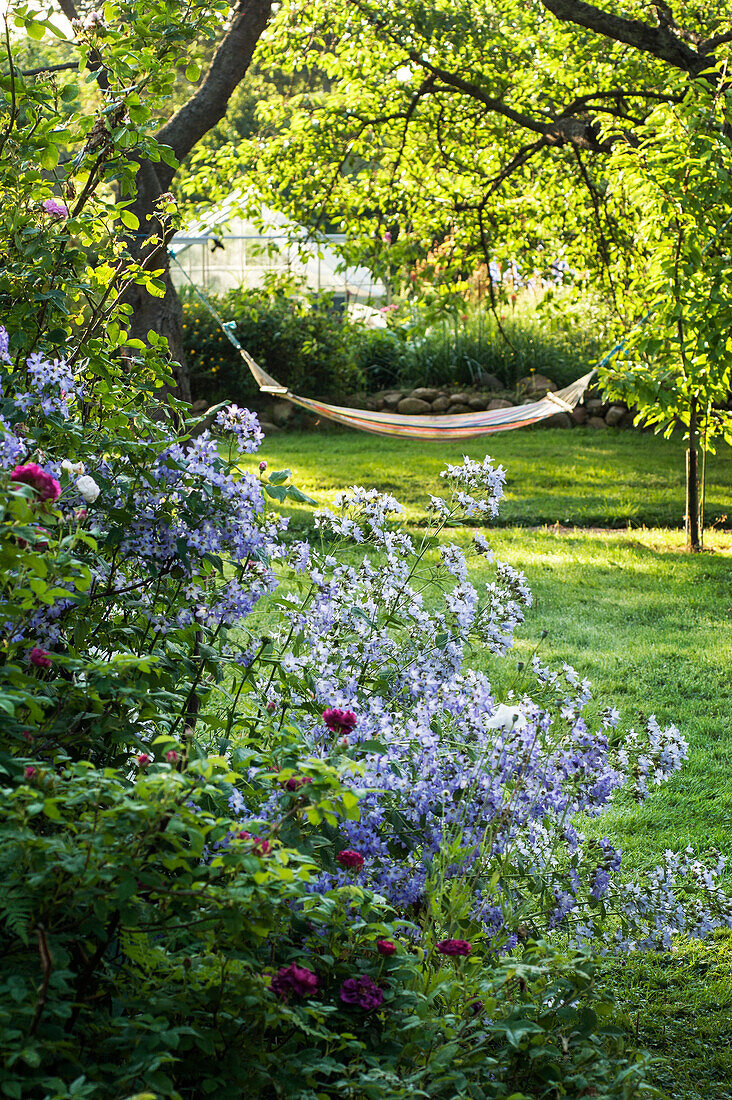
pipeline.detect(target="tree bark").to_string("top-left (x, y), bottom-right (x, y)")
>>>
top-left (115, 0), bottom-right (273, 399)
top-left (686, 394), bottom-right (701, 552)
top-left (538, 0), bottom-right (706, 74)
top-left (122, 161), bottom-right (190, 397)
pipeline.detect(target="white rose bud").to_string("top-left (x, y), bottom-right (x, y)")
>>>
top-left (76, 474), bottom-right (100, 503)
top-left (62, 458), bottom-right (85, 476)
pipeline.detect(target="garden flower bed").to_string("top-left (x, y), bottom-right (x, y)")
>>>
top-left (2, 330), bottom-right (730, 1096)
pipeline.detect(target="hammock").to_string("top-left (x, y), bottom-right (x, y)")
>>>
top-left (244, 348), bottom-right (594, 440)
top-left (172, 255), bottom-right (600, 440)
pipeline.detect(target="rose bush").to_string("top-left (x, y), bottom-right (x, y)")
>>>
top-left (0, 325), bottom-right (667, 1096)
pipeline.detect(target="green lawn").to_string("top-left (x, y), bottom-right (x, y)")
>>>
top-left (256, 426), bottom-right (732, 530)
top-left (251, 427), bottom-right (732, 1099)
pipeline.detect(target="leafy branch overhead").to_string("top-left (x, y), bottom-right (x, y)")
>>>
top-left (27, 0), bottom-right (276, 397)
top-left (250, 0), bottom-right (732, 277)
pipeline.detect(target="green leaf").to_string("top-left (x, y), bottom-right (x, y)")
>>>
top-left (25, 19), bottom-right (46, 40)
top-left (120, 209), bottom-right (140, 230)
top-left (39, 146), bottom-right (59, 170)
top-left (267, 469), bottom-right (292, 485)
top-left (286, 485), bottom-right (317, 505)
top-left (264, 484), bottom-right (287, 502)
top-left (43, 798), bottom-right (62, 821)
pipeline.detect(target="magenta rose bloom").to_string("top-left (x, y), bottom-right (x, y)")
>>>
top-left (322, 707), bottom-right (357, 735)
top-left (236, 831), bottom-right (272, 855)
top-left (340, 975), bottom-right (383, 1010)
top-left (270, 963), bottom-right (319, 1000)
top-left (284, 775), bottom-right (313, 792)
top-left (436, 939), bottom-right (472, 957)
top-left (29, 647), bottom-right (52, 669)
top-left (10, 464), bottom-right (61, 502)
top-left (337, 849), bottom-right (364, 870)
top-left (376, 939), bottom-right (397, 956)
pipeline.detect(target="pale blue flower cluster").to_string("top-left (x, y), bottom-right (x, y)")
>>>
top-left (5, 326), bottom-right (729, 955)
top-left (246, 464), bottom-right (731, 952)
top-left (215, 403), bottom-right (264, 453)
top-left (2, 346), bottom-right (81, 422)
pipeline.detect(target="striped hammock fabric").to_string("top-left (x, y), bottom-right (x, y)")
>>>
top-left (170, 251), bottom-right (599, 440)
top-left (242, 347), bottom-right (595, 440)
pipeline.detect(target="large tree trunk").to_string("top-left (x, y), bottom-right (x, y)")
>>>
top-left (685, 395), bottom-right (701, 552)
top-left (122, 161), bottom-right (190, 400)
top-left (118, 0), bottom-right (273, 401)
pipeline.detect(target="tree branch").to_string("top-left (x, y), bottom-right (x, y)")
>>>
top-left (700, 30), bottom-right (732, 56)
top-left (156, 0), bottom-right (273, 166)
top-left (21, 61), bottom-right (78, 77)
top-left (424, 64), bottom-right (615, 151)
top-left (54, 0), bottom-right (109, 89)
top-left (411, 53), bottom-right (550, 135)
top-left (538, 0), bottom-right (706, 73)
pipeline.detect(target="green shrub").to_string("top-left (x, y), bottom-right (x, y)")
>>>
top-left (183, 281), bottom-right (366, 406)
top-left (184, 284), bottom-right (610, 404)
top-left (389, 290), bottom-right (612, 391)
top-left (351, 327), bottom-right (409, 390)
top-left (0, 756), bottom-right (653, 1099)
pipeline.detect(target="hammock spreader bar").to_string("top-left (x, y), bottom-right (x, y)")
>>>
top-left (171, 254), bottom-right (599, 439)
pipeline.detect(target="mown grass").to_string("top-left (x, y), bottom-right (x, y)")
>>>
top-left (256, 427), bottom-right (732, 531)
top-left (247, 428), bottom-right (732, 1099)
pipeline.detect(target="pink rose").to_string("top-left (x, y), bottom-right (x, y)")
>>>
top-left (42, 198), bottom-right (68, 220)
top-left (284, 775), bottom-right (313, 792)
top-left (10, 464), bottom-right (61, 502)
top-left (29, 647), bottom-right (52, 669)
top-left (436, 939), bottom-right (472, 957)
top-left (270, 963), bottom-right (319, 999)
top-left (323, 707), bottom-right (357, 735)
top-left (337, 849), bottom-right (364, 870)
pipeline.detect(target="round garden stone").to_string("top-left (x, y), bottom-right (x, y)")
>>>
top-left (410, 387), bottom-right (440, 402)
top-left (571, 406), bottom-right (588, 424)
top-left (605, 404), bottom-right (627, 427)
top-left (475, 371), bottom-right (503, 391)
top-left (487, 398), bottom-right (513, 410)
top-left (431, 397), bottom-right (451, 413)
top-left (382, 391), bottom-right (404, 408)
top-left (542, 411), bottom-right (573, 429)
top-left (518, 373), bottom-right (557, 394)
top-left (448, 402), bottom-right (472, 414)
top-left (468, 396), bottom-right (487, 411)
top-left (449, 392), bottom-right (470, 405)
top-left (397, 397), bottom-right (433, 414)
top-left (587, 415), bottom-right (608, 429)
